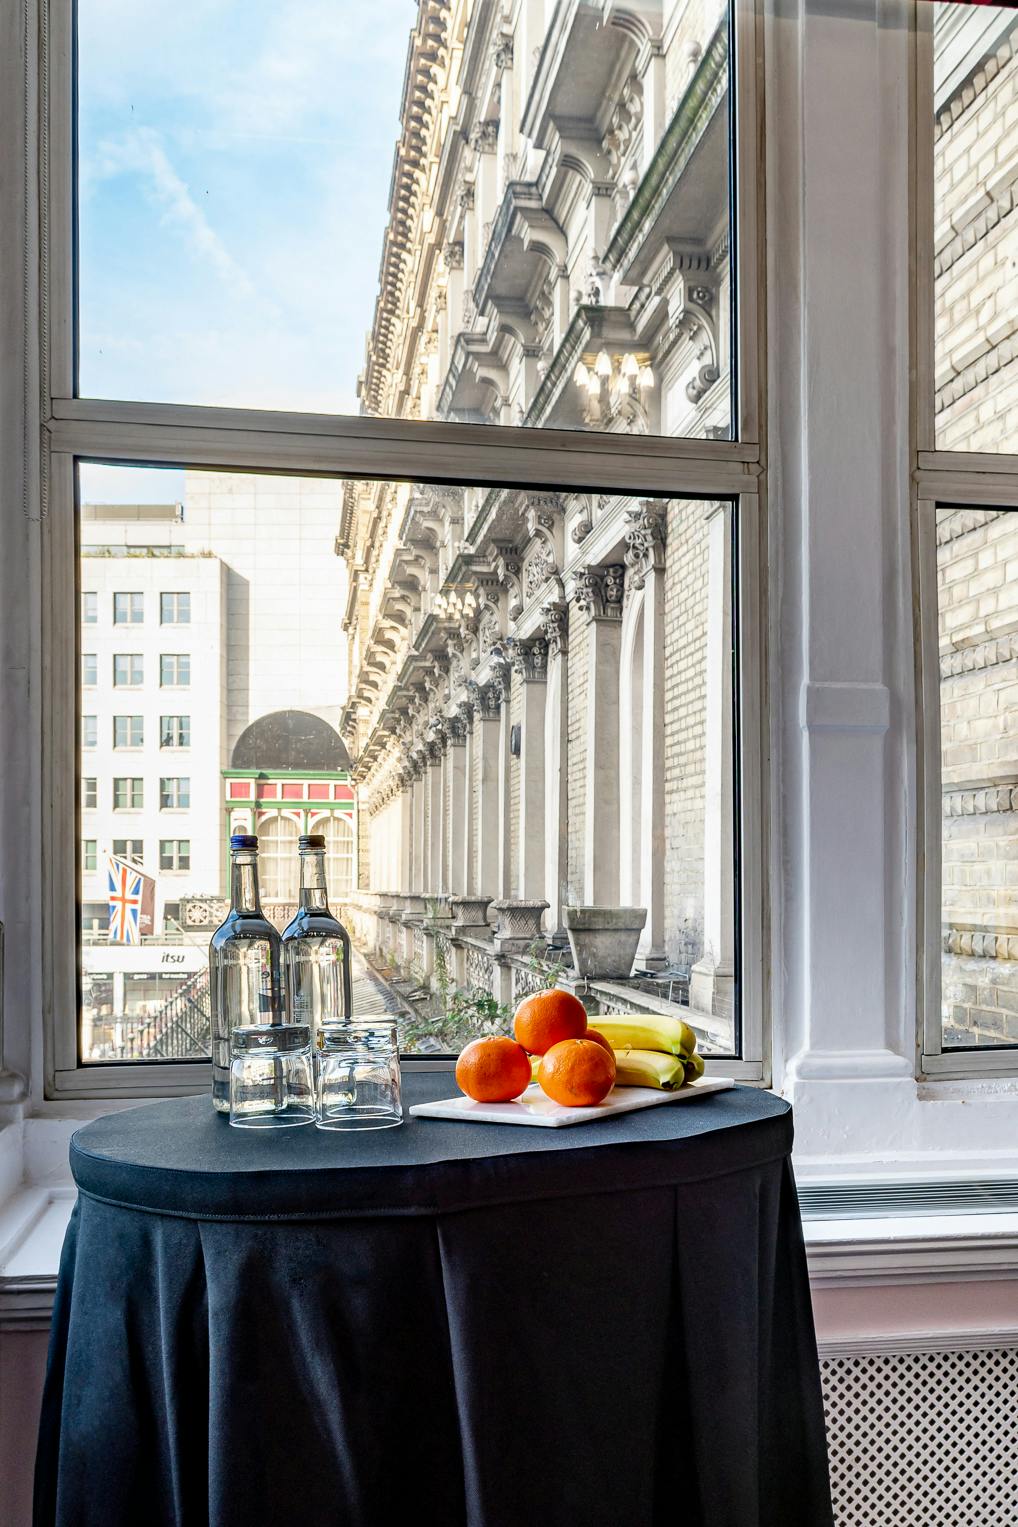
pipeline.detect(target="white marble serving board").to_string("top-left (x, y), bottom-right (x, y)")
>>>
top-left (408, 1075), bottom-right (735, 1128)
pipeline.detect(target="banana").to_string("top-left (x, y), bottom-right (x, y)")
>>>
top-left (612, 1047), bottom-right (688, 1090)
top-left (684, 1051), bottom-right (705, 1084)
top-left (594, 1015), bottom-right (697, 1059)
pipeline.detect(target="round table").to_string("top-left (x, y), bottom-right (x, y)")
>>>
top-left (35, 1075), bottom-right (833, 1527)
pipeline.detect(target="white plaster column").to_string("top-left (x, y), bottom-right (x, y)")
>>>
top-left (691, 505), bottom-right (734, 1009)
top-left (769, 0), bottom-right (914, 1130)
top-left (573, 566), bottom-right (625, 904)
top-left (513, 637), bottom-right (548, 903)
top-left (543, 604), bottom-right (569, 935)
top-left (472, 683), bottom-right (502, 898)
top-left (447, 717), bottom-right (468, 896)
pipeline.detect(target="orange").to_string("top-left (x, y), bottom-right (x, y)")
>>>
top-left (538, 1038), bottom-right (616, 1108)
top-left (456, 1036), bottom-right (533, 1103)
top-left (582, 1027), bottom-right (617, 1080)
top-left (513, 988), bottom-right (588, 1055)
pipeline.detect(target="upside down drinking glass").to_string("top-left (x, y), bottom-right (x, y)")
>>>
top-left (316, 1019), bottom-right (402, 1130)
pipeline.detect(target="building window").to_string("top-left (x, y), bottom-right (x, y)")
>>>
top-left (159, 839), bottom-right (190, 871)
top-left (113, 653), bottom-right (143, 686)
top-left (81, 591), bottom-right (97, 624)
top-left (82, 715), bottom-right (97, 749)
top-left (113, 592), bottom-right (144, 624)
top-left (113, 777), bottom-right (144, 810)
top-left (323, 813), bottom-right (355, 898)
top-left (81, 652), bottom-right (97, 687)
top-left (113, 715), bottom-right (144, 748)
top-left (258, 815), bottom-right (301, 902)
top-left (160, 715), bottom-right (190, 748)
top-left (82, 776), bottom-right (97, 809)
top-left (82, 839), bottom-right (97, 873)
top-left (160, 654), bottom-right (190, 687)
top-left (113, 839), bottom-right (144, 866)
top-left (160, 592), bottom-right (191, 624)
top-left (159, 777), bottom-right (190, 810)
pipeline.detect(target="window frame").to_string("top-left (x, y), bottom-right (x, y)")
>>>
top-left (912, 8), bottom-right (1018, 1077)
top-left (39, 0), bottom-right (768, 1098)
top-left (112, 591), bottom-right (144, 625)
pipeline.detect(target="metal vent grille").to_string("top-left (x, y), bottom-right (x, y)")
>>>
top-left (821, 1349), bottom-right (1018, 1526)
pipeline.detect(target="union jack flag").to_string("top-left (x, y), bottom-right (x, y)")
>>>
top-left (107, 854), bottom-right (144, 945)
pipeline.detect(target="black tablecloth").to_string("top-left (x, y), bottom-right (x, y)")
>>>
top-left (35, 1076), bottom-right (833, 1527)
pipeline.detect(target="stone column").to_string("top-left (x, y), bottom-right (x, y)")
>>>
top-left (397, 777), bottom-right (413, 896)
top-left (458, 701), bottom-right (475, 894)
top-left (491, 656), bottom-right (513, 898)
top-left (626, 504), bottom-right (668, 964)
top-left (542, 602), bottom-right (569, 936)
top-left (511, 636), bottom-right (549, 903)
top-left (572, 566), bottom-right (625, 904)
top-left (691, 504), bottom-right (735, 1016)
top-left (446, 714), bottom-right (468, 896)
top-left (426, 738), bottom-right (444, 894)
top-left (410, 761), bottom-right (426, 894)
top-left (471, 681), bottom-right (502, 899)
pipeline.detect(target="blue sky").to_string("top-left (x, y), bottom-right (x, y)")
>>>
top-left (78, 0), bottom-right (414, 470)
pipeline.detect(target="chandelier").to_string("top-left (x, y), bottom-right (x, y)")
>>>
top-left (572, 350), bottom-right (654, 424)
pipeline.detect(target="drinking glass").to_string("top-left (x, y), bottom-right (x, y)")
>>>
top-left (229, 1023), bottom-right (315, 1128)
top-left (316, 1018), bottom-right (403, 1130)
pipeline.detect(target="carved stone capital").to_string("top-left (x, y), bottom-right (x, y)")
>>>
top-left (468, 678), bottom-right (502, 720)
top-left (624, 502), bottom-right (668, 591)
top-left (492, 34), bottom-right (513, 73)
top-left (569, 564), bottom-right (625, 622)
top-left (541, 600), bottom-right (568, 658)
top-left (447, 713), bottom-right (468, 745)
top-left (443, 241), bottom-right (464, 270)
top-left (508, 635), bottom-right (548, 682)
top-left (469, 119), bottom-right (500, 154)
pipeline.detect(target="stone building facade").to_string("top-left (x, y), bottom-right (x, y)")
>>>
top-left (338, 0), bottom-right (736, 1049)
top-left (935, 8), bottom-right (1018, 1046)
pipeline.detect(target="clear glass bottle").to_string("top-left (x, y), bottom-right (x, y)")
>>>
top-left (209, 833), bottom-right (283, 1113)
top-left (281, 833), bottom-right (353, 1048)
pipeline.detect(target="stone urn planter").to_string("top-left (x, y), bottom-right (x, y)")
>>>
top-left (399, 894), bottom-right (428, 923)
top-left (491, 899), bottom-right (549, 954)
top-left (563, 906), bottom-right (648, 979)
top-left (423, 894), bottom-right (453, 925)
top-left (449, 897), bottom-right (494, 936)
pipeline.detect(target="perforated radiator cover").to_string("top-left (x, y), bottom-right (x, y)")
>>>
top-left (821, 1349), bottom-right (1018, 1526)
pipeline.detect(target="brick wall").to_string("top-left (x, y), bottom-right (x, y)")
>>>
top-left (935, 24), bottom-right (1018, 452)
top-left (935, 17), bottom-right (1018, 1042)
top-left (663, 501), bottom-right (710, 969)
top-left (939, 510), bottom-right (1018, 1042)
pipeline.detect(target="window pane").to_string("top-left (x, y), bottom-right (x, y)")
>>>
top-left (82, 715), bottom-right (97, 748)
top-left (82, 591), bottom-right (97, 624)
top-left (114, 715), bottom-right (144, 748)
top-left (113, 592), bottom-right (144, 624)
top-left (161, 592), bottom-right (191, 625)
top-left (82, 653), bottom-right (97, 687)
top-left (937, 506), bottom-right (1018, 1048)
top-left (75, 0), bottom-right (734, 440)
top-left (114, 654), bottom-right (143, 686)
top-left (113, 839), bottom-right (145, 866)
top-left (933, 4), bottom-right (1018, 452)
top-left (82, 776), bottom-right (98, 809)
top-left (82, 840), bottom-right (97, 874)
top-left (77, 464), bottom-right (739, 1063)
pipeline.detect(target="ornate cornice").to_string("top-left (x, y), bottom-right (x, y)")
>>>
top-left (944, 785), bottom-right (1018, 817)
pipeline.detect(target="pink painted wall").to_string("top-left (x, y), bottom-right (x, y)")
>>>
top-left (0, 1331), bottom-right (49, 1527)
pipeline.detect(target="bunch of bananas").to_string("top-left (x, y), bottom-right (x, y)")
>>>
top-left (594, 1015), bottom-right (705, 1090)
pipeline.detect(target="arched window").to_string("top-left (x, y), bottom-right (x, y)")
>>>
top-left (257, 814), bottom-right (301, 902)
top-left (321, 813), bottom-right (355, 898)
